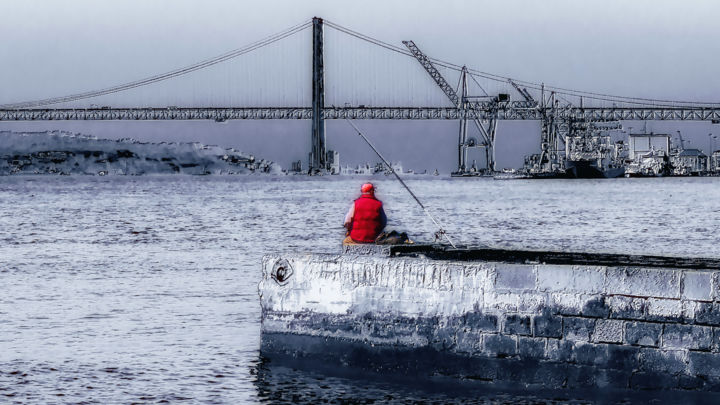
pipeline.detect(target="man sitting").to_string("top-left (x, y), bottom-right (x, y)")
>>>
top-left (343, 183), bottom-right (387, 245)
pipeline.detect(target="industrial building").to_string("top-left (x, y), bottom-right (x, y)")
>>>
top-left (672, 149), bottom-right (708, 176)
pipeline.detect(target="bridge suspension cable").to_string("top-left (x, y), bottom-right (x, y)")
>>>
top-left (324, 19), bottom-right (720, 108)
top-left (5, 17), bottom-right (720, 110)
top-left (0, 20), bottom-right (312, 109)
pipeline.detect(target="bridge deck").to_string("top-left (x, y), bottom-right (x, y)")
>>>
top-left (2, 106), bottom-right (720, 121)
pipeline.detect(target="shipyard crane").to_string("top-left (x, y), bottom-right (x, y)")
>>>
top-left (508, 79), bottom-right (566, 174)
top-left (676, 130), bottom-right (686, 150)
top-left (402, 41), bottom-right (460, 107)
top-left (402, 40), bottom-right (498, 174)
top-left (508, 79), bottom-right (536, 104)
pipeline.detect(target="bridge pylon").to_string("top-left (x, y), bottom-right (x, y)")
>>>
top-left (309, 16), bottom-right (326, 174)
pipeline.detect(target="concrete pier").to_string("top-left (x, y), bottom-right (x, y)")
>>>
top-left (259, 246), bottom-right (720, 393)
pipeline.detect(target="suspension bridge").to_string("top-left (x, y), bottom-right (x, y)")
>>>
top-left (2, 17), bottom-right (720, 174)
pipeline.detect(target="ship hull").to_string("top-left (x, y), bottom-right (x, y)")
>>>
top-left (565, 159), bottom-right (625, 178)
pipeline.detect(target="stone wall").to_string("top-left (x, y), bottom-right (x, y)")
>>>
top-left (259, 252), bottom-right (720, 391)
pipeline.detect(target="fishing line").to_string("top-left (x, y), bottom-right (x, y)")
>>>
top-left (343, 118), bottom-right (457, 248)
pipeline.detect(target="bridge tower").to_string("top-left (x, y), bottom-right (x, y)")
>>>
top-left (309, 17), bottom-right (326, 174)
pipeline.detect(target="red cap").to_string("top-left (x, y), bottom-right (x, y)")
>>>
top-left (361, 183), bottom-right (374, 194)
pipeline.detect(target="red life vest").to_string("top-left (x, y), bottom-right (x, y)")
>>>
top-left (349, 195), bottom-right (384, 243)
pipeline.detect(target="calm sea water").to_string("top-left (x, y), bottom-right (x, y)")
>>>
top-left (2, 175), bottom-right (719, 404)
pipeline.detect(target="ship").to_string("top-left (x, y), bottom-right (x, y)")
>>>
top-left (523, 159), bottom-right (625, 179)
top-left (522, 122), bottom-right (626, 179)
top-left (562, 132), bottom-right (625, 178)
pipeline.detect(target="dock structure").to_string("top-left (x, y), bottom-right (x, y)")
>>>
top-left (260, 245), bottom-right (720, 393)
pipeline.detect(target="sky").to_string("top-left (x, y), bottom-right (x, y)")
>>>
top-left (1, 0), bottom-right (720, 171)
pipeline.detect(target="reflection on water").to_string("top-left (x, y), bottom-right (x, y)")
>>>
top-left (252, 356), bottom-right (602, 404)
top-left (253, 333), bottom-right (720, 405)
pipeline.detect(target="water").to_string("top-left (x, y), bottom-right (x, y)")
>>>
top-left (1, 175), bottom-right (719, 403)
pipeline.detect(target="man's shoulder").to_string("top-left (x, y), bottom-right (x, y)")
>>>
top-left (355, 196), bottom-right (382, 205)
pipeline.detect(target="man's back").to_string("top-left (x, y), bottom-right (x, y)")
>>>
top-left (344, 183), bottom-right (387, 244)
top-left (349, 195), bottom-right (385, 243)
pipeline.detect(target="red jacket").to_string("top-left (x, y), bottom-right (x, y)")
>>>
top-left (348, 195), bottom-right (387, 243)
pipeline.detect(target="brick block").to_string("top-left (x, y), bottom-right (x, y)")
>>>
top-left (483, 334), bottom-right (517, 357)
top-left (646, 298), bottom-right (683, 322)
top-left (582, 296), bottom-right (610, 318)
top-left (455, 329), bottom-right (484, 354)
top-left (517, 292), bottom-right (546, 312)
top-left (630, 372), bottom-right (677, 390)
top-left (662, 324), bottom-right (712, 350)
top-left (638, 349), bottom-right (687, 375)
top-left (606, 267), bottom-right (681, 299)
top-left (696, 302), bottom-right (720, 326)
top-left (689, 351), bottom-right (720, 378)
top-left (565, 364), bottom-right (597, 388)
top-left (595, 369), bottom-right (631, 389)
top-left (551, 293), bottom-right (584, 316)
top-left (533, 309), bottom-right (562, 338)
top-left (430, 325), bottom-right (457, 351)
top-left (495, 358), bottom-right (537, 383)
top-left (518, 336), bottom-right (546, 358)
top-left (530, 362), bottom-right (569, 389)
top-left (483, 292), bottom-right (518, 312)
top-left (369, 315), bottom-right (423, 339)
top-left (537, 265), bottom-right (572, 291)
top-left (545, 339), bottom-right (574, 362)
top-left (625, 321), bottom-right (662, 347)
top-left (678, 375), bottom-right (705, 390)
top-left (464, 356), bottom-right (500, 381)
top-left (574, 342), bottom-right (608, 366)
top-left (606, 345), bottom-right (640, 370)
top-left (607, 295), bottom-right (646, 320)
top-left (702, 377), bottom-right (720, 392)
top-left (563, 317), bottom-right (595, 342)
top-left (463, 311), bottom-right (499, 332)
top-left (574, 266), bottom-right (605, 294)
top-left (491, 358), bottom-right (520, 382)
top-left (683, 271), bottom-right (713, 301)
top-left (714, 327), bottom-right (720, 353)
top-left (414, 316), bottom-right (438, 338)
top-left (593, 319), bottom-right (623, 343)
top-left (495, 263), bottom-right (535, 290)
top-left (458, 264), bottom-right (484, 290)
top-left (682, 300), bottom-right (698, 320)
top-left (503, 314), bottom-right (531, 336)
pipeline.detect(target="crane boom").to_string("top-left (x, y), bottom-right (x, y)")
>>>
top-left (508, 79), bottom-right (535, 104)
top-left (402, 41), bottom-right (460, 106)
top-left (676, 130), bottom-right (686, 150)
top-left (403, 40), bottom-right (498, 172)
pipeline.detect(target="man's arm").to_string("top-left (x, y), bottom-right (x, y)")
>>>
top-left (379, 206), bottom-right (387, 230)
top-left (343, 204), bottom-right (354, 230)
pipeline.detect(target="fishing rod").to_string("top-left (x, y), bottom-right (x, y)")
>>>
top-left (343, 118), bottom-right (458, 249)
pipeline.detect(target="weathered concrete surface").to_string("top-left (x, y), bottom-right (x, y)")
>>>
top-left (259, 249), bottom-right (720, 392)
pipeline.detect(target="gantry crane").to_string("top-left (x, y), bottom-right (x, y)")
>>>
top-left (508, 79), bottom-right (563, 174)
top-left (403, 40), bottom-right (499, 174)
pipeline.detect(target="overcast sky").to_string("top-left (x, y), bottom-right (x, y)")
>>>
top-left (1, 0), bottom-right (720, 171)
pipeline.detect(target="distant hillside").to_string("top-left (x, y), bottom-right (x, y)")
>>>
top-left (0, 131), bottom-right (279, 175)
